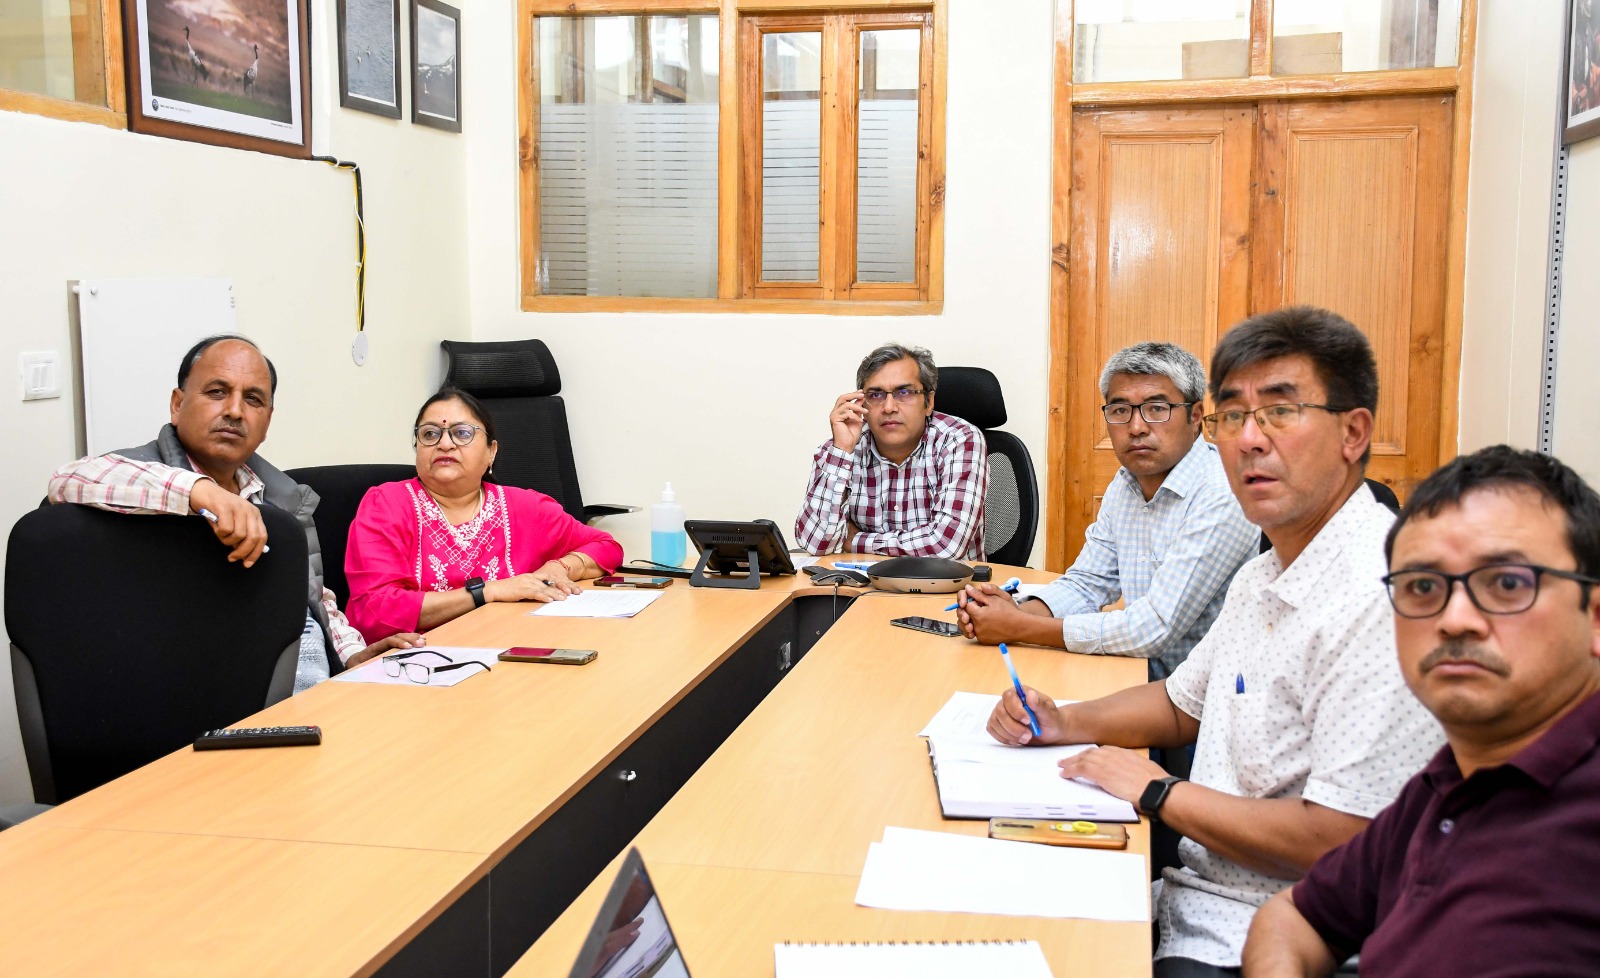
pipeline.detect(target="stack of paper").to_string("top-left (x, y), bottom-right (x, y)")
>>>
top-left (921, 692), bottom-right (1138, 822)
top-left (528, 589), bottom-right (663, 618)
top-left (855, 826), bottom-right (1148, 921)
top-left (775, 939), bottom-right (1053, 977)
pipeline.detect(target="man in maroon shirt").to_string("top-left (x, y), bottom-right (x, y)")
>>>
top-left (1242, 445), bottom-right (1600, 977)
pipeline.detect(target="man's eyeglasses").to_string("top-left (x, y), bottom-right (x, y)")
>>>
top-left (862, 387), bottom-right (928, 405)
top-left (1381, 563), bottom-right (1600, 619)
top-left (415, 422), bottom-right (484, 448)
top-left (383, 649), bottom-right (490, 684)
top-left (1202, 403), bottom-right (1350, 440)
top-left (1102, 400), bottom-right (1193, 425)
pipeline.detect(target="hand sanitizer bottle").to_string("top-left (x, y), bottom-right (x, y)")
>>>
top-left (650, 482), bottom-right (687, 567)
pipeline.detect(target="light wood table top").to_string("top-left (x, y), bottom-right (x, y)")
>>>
top-left (0, 821), bottom-right (482, 978)
top-left (509, 858), bottom-right (1154, 978)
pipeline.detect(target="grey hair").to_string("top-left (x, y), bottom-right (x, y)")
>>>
top-left (856, 342), bottom-right (938, 394)
top-left (1098, 341), bottom-right (1206, 403)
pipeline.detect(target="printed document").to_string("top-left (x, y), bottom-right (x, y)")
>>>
top-left (528, 589), bottom-right (663, 618)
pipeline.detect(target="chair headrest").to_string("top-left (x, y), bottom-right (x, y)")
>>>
top-left (935, 366), bottom-right (1007, 429)
top-left (441, 340), bottom-right (562, 398)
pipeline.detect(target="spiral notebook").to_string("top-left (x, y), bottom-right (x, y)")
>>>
top-left (774, 939), bottom-right (1052, 977)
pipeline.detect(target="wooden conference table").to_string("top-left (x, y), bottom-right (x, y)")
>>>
top-left (0, 560), bottom-right (1149, 976)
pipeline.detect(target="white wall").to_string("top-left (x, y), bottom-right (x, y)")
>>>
top-left (464, 0), bottom-right (1057, 565)
top-left (1553, 136), bottom-right (1600, 484)
top-left (0, 0), bottom-right (470, 803)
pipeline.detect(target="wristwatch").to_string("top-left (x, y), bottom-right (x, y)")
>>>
top-left (1138, 776), bottom-right (1186, 821)
top-left (465, 577), bottom-right (487, 608)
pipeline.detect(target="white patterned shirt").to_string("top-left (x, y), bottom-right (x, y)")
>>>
top-left (1030, 439), bottom-right (1258, 679)
top-left (1156, 484), bottom-right (1444, 967)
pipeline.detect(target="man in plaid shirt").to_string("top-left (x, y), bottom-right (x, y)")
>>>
top-left (958, 342), bottom-right (1258, 680)
top-left (794, 343), bottom-right (988, 560)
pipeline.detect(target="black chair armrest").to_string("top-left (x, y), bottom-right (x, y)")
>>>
top-left (581, 503), bottom-right (640, 525)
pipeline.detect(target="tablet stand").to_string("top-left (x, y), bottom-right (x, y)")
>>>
top-left (689, 545), bottom-right (761, 589)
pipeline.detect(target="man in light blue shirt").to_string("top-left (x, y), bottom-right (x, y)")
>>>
top-left (958, 342), bottom-right (1258, 680)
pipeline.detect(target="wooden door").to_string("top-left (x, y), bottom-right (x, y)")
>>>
top-left (1063, 104), bottom-right (1254, 556)
top-left (1057, 95), bottom-right (1453, 562)
top-left (1252, 95), bottom-right (1453, 500)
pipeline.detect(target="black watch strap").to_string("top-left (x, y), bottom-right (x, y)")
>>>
top-left (465, 577), bottom-right (487, 608)
top-left (1138, 776), bottom-right (1185, 820)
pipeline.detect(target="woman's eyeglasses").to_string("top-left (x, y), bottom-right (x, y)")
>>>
top-left (415, 422), bottom-right (483, 448)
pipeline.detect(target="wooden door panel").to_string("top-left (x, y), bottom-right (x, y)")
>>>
top-left (1062, 105), bottom-right (1253, 561)
top-left (1253, 96), bottom-right (1452, 499)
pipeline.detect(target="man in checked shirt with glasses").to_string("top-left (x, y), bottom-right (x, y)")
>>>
top-left (795, 343), bottom-right (988, 559)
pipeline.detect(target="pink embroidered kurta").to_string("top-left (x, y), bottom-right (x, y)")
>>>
top-left (345, 478), bottom-right (623, 642)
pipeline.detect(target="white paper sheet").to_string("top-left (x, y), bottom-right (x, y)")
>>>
top-left (774, 939), bottom-right (1052, 977)
top-left (332, 646), bottom-right (501, 687)
top-left (854, 827), bottom-right (1148, 922)
top-left (918, 691), bottom-right (1074, 739)
top-left (528, 589), bottom-right (664, 618)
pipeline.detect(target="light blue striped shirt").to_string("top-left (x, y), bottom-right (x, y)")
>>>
top-left (1030, 439), bottom-right (1258, 679)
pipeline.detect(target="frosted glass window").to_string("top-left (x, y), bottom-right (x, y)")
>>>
top-left (1074, 0), bottom-right (1251, 83)
top-left (0, 0), bottom-right (110, 105)
top-left (856, 29), bottom-right (919, 284)
top-left (535, 15), bottom-right (719, 298)
top-left (1273, 0), bottom-right (1461, 74)
top-left (761, 31), bottom-right (822, 283)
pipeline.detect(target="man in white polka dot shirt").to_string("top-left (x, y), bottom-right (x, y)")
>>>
top-left (988, 307), bottom-right (1442, 978)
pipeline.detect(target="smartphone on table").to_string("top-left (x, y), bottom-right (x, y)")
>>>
top-left (988, 818), bottom-right (1129, 849)
top-left (596, 576), bottom-right (674, 589)
top-left (498, 647), bottom-right (598, 665)
top-left (890, 616), bottom-right (962, 637)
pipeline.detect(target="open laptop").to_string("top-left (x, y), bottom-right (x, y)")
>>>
top-left (567, 848), bottom-right (693, 978)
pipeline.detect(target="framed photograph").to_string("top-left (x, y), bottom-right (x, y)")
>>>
top-left (1566, 0), bottom-right (1600, 144)
top-left (411, 0), bottom-right (460, 133)
top-left (339, 0), bottom-right (402, 119)
top-left (125, 0), bottom-right (311, 157)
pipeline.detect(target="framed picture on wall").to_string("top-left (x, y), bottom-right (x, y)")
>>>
top-left (1566, 0), bottom-right (1600, 144)
top-left (339, 0), bottom-right (403, 119)
top-left (124, 0), bottom-right (311, 157)
top-left (411, 0), bottom-right (460, 133)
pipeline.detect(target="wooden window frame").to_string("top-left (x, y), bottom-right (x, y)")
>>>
top-left (1043, 0), bottom-right (1481, 568)
top-left (0, 0), bottom-right (126, 130)
top-left (517, 0), bottom-right (946, 315)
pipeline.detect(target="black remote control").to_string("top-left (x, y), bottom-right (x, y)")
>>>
top-left (194, 725), bottom-right (322, 750)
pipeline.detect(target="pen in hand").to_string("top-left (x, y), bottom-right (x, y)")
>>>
top-left (946, 576), bottom-right (1021, 612)
top-left (1000, 642), bottom-right (1043, 739)
top-left (197, 508), bottom-right (270, 554)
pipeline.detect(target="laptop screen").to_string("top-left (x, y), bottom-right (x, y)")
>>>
top-left (568, 848), bottom-right (692, 978)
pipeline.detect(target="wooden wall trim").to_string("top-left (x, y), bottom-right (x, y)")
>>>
top-left (1073, 66), bottom-right (1458, 106)
top-left (1044, 0), bottom-right (1073, 571)
top-left (1438, 0), bottom-right (1479, 463)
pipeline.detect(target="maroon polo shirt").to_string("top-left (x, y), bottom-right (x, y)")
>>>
top-left (1291, 690), bottom-right (1600, 977)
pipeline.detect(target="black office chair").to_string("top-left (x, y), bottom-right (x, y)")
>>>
top-left (935, 367), bottom-right (1040, 567)
top-left (1257, 478), bottom-right (1401, 554)
top-left (286, 463), bottom-right (416, 612)
top-left (4, 503), bottom-right (309, 807)
top-left (440, 339), bottom-right (636, 525)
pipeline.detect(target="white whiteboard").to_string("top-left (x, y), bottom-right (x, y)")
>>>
top-left (74, 278), bottom-right (237, 456)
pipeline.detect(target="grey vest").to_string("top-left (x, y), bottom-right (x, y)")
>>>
top-left (116, 425), bottom-right (335, 651)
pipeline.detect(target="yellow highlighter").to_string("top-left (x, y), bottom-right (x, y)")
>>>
top-left (988, 817), bottom-right (1130, 849)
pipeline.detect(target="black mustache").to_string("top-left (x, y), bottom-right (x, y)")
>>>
top-left (1418, 640), bottom-right (1511, 677)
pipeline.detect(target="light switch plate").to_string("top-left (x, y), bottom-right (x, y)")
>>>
top-left (20, 352), bottom-right (61, 401)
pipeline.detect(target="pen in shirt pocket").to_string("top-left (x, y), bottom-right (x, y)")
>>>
top-left (1236, 673), bottom-right (1245, 694)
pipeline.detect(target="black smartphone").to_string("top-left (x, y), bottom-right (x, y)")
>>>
top-left (890, 616), bottom-right (962, 637)
top-left (596, 576), bottom-right (673, 589)
top-left (498, 647), bottom-right (598, 665)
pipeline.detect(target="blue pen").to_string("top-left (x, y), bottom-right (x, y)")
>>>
top-left (946, 576), bottom-right (1022, 612)
top-left (1236, 673), bottom-right (1245, 694)
top-left (1000, 642), bottom-right (1042, 738)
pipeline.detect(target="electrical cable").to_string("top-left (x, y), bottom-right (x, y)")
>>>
top-left (311, 156), bottom-right (366, 333)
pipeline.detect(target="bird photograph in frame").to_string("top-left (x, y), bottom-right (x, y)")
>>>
top-left (126, 0), bottom-right (311, 157)
top-left (411, 0), bottom-right (460, 133)
top-left (1567, 0), bottom-right (1600, 144)
top-left (339, 0), bottom-right (402, 119)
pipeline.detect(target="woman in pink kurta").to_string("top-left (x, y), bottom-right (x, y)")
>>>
top-left (345, 389), bottom-right (623, 643)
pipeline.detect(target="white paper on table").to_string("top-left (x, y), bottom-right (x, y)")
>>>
top-left (854, 826), bottom-right (1148, 922)
top-left (332, 646), bottom-right (501, 687)
top-left (918, 691), bottom-right (1073, 739)
top-left (528, 589), bottom-right (663, 618)
top-left (774, 938), bottom-right (1052, 978)
top-left (790, 554), bottom-right (822, 570)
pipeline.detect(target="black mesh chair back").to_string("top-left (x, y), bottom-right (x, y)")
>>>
top-left (5, 503), bottom-right (308, 803)
top-left (440, 339), bottom-right (587, 520)
top-left (935, 367), bottom-right (1040, 567)
top-left (286, 463), bottom-right (416, 610)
